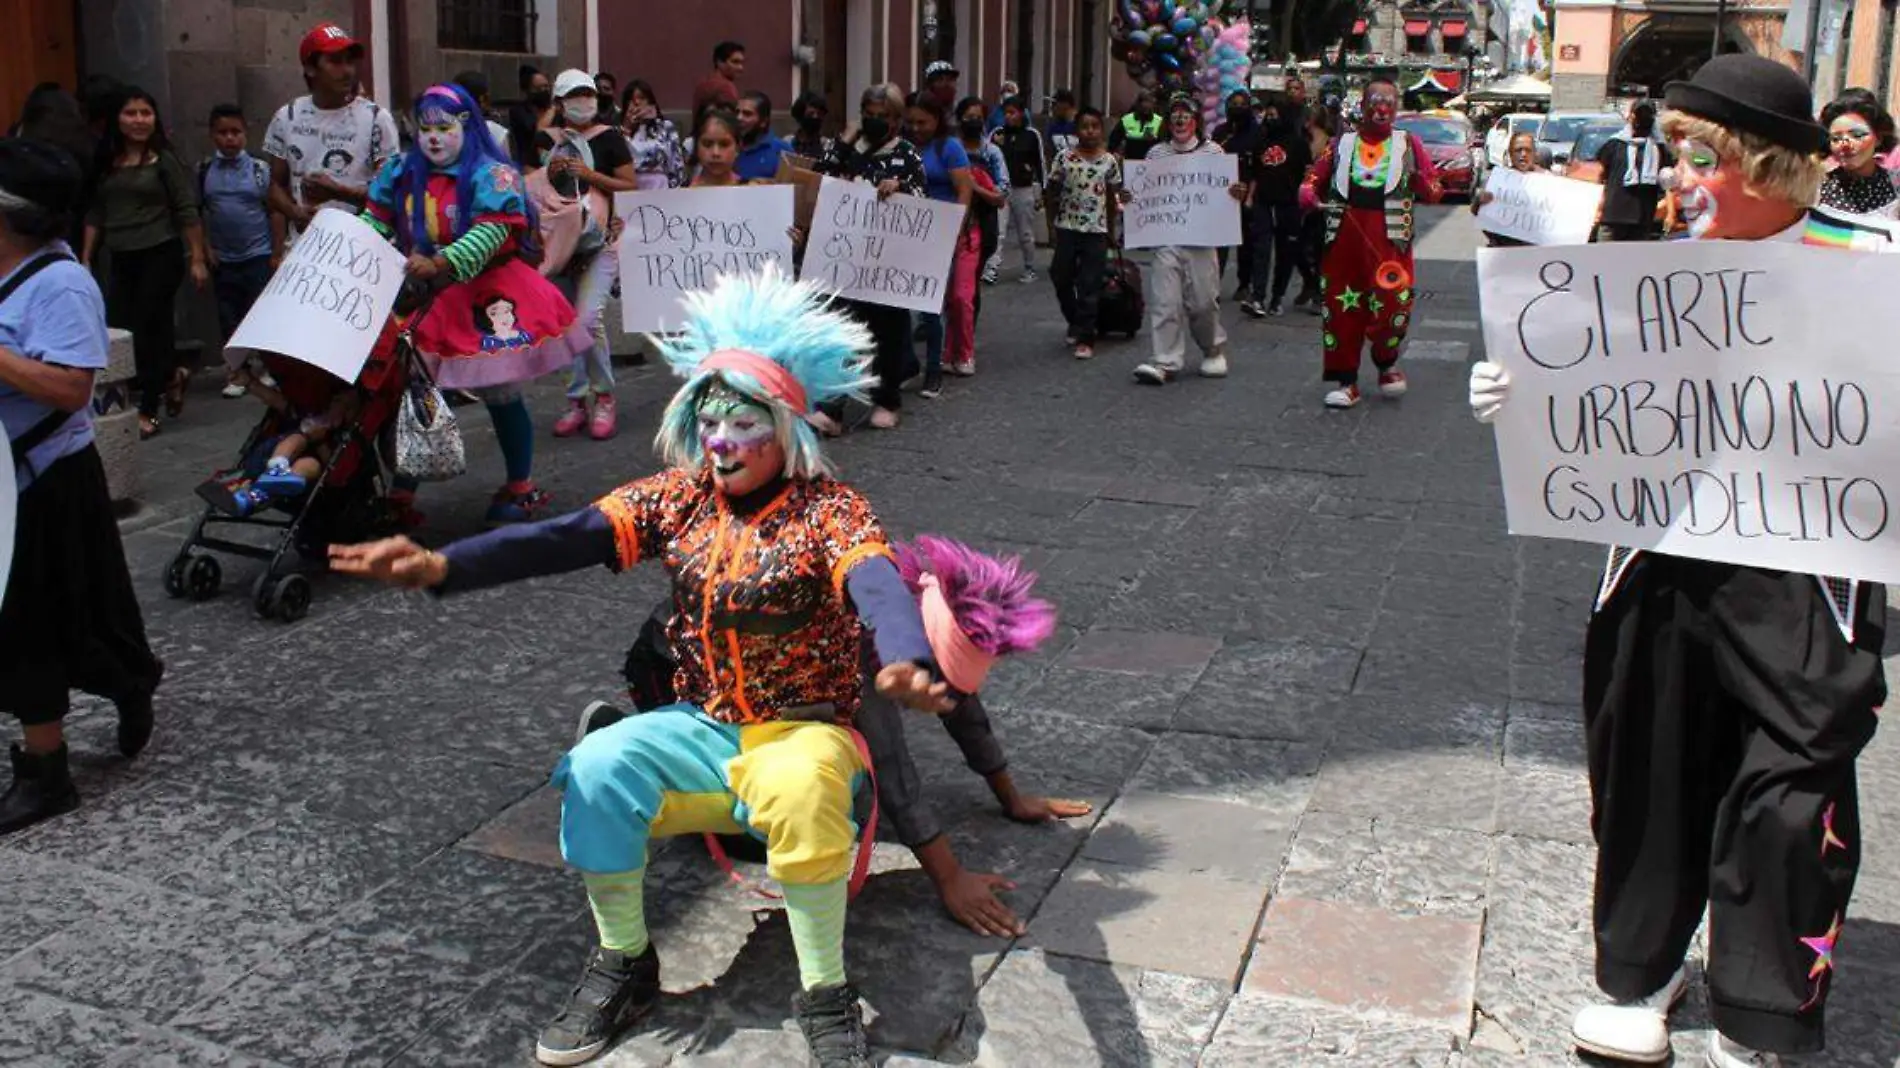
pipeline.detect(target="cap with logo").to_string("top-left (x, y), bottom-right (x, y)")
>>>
top-left (924, 60), bottom-right (959, 80)
top-left (299, 22), bottom-right (362, 65)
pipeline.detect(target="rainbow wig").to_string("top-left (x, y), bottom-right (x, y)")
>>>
top-left (394, 84), bottom-right (539, 258)
top-left (654, 265), bottom-right (874, 480)
top-left (894, 535), bottom-right (1058, 657)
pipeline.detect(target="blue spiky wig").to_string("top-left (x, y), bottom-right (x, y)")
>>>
top-left (654, 266), bottom-right (874, 480)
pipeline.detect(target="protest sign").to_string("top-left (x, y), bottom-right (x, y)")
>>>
top-left (1120, 152), bottom-right (1242, 249)
top-left (226, 210), bottom-right (407, 383)
top-left (802, 176), bottom-right (966, 313)
top-left (616, 185), bottom-right (796, 332)
top-left (1476, 167), bottom-right (1603, 246)
top-left (775, 153), bottom-right (823, 231)
top-left (1477, 238), bottom-right (1900, 584)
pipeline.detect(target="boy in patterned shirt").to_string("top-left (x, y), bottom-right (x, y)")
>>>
top-left (1044, 105), bottom-right (1121, 359)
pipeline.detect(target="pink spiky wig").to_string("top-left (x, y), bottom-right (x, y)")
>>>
top-left (893, 535), bottom-right (1058, 693)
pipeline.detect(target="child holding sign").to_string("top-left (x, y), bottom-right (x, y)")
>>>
top-left (1470, 55), bottom-right (1898, 1068)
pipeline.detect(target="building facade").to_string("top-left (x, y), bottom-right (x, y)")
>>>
top-left (1548, 0), bottom-right (1796, 109)
top-left (1826, 0), bottom-right (1899, 111)
top-left (1335, 0), bottom-right (1492, 93)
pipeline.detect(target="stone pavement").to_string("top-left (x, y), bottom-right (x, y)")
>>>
top-left (5, 208), bottom-right (1900, 1067)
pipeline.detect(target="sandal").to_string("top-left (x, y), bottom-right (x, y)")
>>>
top-left (164, 367), bottom-right (189, 418)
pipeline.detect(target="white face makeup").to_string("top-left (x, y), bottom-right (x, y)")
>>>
top-left (419, 120), bottom-right (465, 167)
top-left (1674, 139), bottom-right (1721, 238)
top-left (696, 387), bottom-right (781, 493)
top-left (1830, 115), bottom-right (1877, 169)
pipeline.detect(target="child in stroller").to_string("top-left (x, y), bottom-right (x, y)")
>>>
top-left (196, 368), bottom-right (362, 517)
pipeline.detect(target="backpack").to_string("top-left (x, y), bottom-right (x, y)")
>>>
top-left (196, 155), bottom-right (272, 210)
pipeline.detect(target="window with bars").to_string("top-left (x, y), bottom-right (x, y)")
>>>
top-left (438, 0), bottom-right (539, 53)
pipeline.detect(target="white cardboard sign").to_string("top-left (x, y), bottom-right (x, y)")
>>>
top-left (615, 185), bottom-right (797, 332)
top-left (226, 210), bottom-right (406, 383)
top-left (801, 177), bottom-right (966, 314)
top-left (1121, 152), bottom-right (1242, 250)
top-left (1476, 167), bottom-right (1604, 246)
top-left (1477, 238), bottom-right (1900, 584)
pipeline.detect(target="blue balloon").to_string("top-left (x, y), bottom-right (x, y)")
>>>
top-left (1155, 32), bottom-right (1179, 51)
top-left (1156, 51), bottom-right (1182, 70)
top-left (1173, 16), bottom-right (1198, 34)
top-left (1129, 29), bottom-right (1152, 46)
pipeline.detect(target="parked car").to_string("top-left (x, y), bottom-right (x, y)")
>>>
top-left (1396, 111), bottom-right (1483, 200)
top-left (1535, 111), bottom-right (1620, 169)
top-left (1485, 111), bottom-right (1545, 168)
top-left (1553, 119), bottom-right (1627, 179)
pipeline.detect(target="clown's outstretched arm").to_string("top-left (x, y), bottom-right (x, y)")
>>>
top-left (329, 507), bottom-right (619, 592)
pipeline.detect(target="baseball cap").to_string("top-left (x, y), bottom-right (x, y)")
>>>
top-left (299, 23), bottom-right (362, 65)
top-left (552, 69), bottom-right (597, 99)
top-left (925, 60), bottom-right (959, 80)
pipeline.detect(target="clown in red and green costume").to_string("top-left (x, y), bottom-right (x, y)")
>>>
top-left (1298, 78), bottom-right (1442, 409)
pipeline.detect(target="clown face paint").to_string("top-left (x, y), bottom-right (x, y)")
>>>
top-left (1673, 139), bottom-right (1723, 238)
top-left (1830, 114), bottom-right (1878, 172)
top-left (1361, 87), bottom-right (1397, 133)
top-left (697, 384), bottom-right (784, 496)
top-left (418, 117), bottom-right (465, 167)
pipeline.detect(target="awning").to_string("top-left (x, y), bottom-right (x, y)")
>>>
top-left (1351, 18), bottom-right (1368, 33)
top-left (1404, 19), bottom-right (1430, 35)
top-left (1441, 19), bottom-right (1467, 37)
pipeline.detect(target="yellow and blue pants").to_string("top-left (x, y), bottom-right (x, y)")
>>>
top-left (553, 705), bottom-right (869, 885)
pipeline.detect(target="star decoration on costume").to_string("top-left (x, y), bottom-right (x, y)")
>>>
top-left (1323, 332), bottom-right (1337, 349)
top-left (1821, 802), bottom-right (1848, 857)
top-left (1801, 913), bottom-right (1843, 980)
top-left (1368, 295), bottom-right (1385, 316)
top-left (1397, 288), bottom-right (1413, 305)
top-left (1336, 287), bottom-right (1363, 311)
top-left (1393, 313), bottom-right (1408, 329)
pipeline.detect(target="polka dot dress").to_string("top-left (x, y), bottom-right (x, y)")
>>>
top-left (1819, 168), bottom-right (1900, 216)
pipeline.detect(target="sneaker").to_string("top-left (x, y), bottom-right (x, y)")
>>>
top-left (1199, 354), bottom-right (1229, 378)
top-left (949, 359), bottom-right (975, 377)
top-left (487, 487), bottom-right (552, 526)
top-left (868, 406), bottom-right (900, 429)
top-left (1267, 300), bottom-right (1286, 317)
top-left (117, 660), bottom-right (161, 759)
top-left (1239, 299), bottom-right (1266, 319)
top-left (1378, 369), bottom-right (1409, 398)
top-left (0, 744), bottom-right (78, 836)
top-left (201, 484), bottom-right (271, 517)
top-left (919, 372), bottom-right (944, 399)
top-left (554, 399), bottom-right (590, 438)
top-left (589, 395), bottom-right (618, 441)
top-left (1707, 1034), bottom-right (1781, 1068)
top-left (575, 699), bottom-right (628, 745)
top-left (535, 945), bottom-right (662, 1067)
top-left (1569, 965), bottom-right (1688, 1064)
top-left (982, 265), bottom-right (999, 285)
top-left (254, 466), bottom-right (308, 498)
top-left (221, 381), bottom-right (247, 399)
top-left (1132, 362), bottom-right (1177, 385)
top-left (793, 983), bottom-right (872, 1068)
top-left (1019, 268), bottom-right (1038, 284)
top-left (1323, 384), bottom-right (1362, 409)
top-left (1073, 343), bottom-right (1095, 360)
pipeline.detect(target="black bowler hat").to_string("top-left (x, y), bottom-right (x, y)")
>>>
top-left (1663, 54), bottom-right (1827, 155)
top-left (0, 137), bottom-right (83, 217)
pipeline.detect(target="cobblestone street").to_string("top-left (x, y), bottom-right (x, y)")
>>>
top-left (4, 206), bottom-right (1899, 1066)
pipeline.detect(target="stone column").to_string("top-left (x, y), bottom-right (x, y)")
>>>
top-left (95, 328), bottom-right (142, 508)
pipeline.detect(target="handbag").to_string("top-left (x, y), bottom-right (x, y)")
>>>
top-left (392, 352), bottom-right (465, 482)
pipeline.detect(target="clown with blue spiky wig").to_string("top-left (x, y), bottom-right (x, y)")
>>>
top-left (330, 266), bottom-right (952, 1068)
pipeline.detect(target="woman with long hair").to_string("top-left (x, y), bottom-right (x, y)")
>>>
top-left (81, 88), bottom-right (209, 438)
top-left (620, 80), bottom-right (685, 191)
top-left (906, 93), bottom-right (973, 396)
top-left (361, 83), bottom-right (590, 524)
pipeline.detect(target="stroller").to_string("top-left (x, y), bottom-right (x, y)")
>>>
top-left (162, 285), bottom-right (428, 622)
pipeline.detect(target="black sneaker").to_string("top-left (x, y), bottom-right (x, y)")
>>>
top-left (116, 664), bottom-right (161, 759)
top-left (0, 744), bottom-right (78, 836)
top-left (919, 371), bottom-right (944, 399)
top-left (575, 700), bottom-right (628, 745)
top-left (535, 945), bottom-right (661, 1066)
top-left (793, 983), bottom-right (872, 1068)
top-left (1267, 300), bottom-right (1286, 317)
top-left (1131, 362), bottom-right (1177, 385)
top-left (1239, 299), bottom-right (1267, 320)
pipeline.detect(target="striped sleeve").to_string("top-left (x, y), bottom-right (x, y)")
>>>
top-left (439, 222), bottom-right (510, 281)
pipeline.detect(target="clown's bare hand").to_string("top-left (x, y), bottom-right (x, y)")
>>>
top-left (1469, 361), bottom-right (1512, 424)
top-left (405, 253), bottom-right (439, 280)
top-left (876, 661), bottom-right (955, 713)
top-left (329, 536), bottom-right (448, 589)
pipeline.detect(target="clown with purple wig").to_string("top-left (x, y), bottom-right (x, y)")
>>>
top-left (359, 83), bottom-right (594, 524)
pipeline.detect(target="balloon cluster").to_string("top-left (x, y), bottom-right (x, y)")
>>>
top-left (1111, 0), bottom-right (1223, 95)
top-left (1195, 19), bottom-right (1252, 128)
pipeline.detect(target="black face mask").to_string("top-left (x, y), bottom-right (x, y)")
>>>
top-left (860, 116), bottom-right (891, 144)
top-left (1227, 108), bottom-right (1249, 126)
top-left (529, 89), bottom-right (553, 108)
top-left (958, 118), bottom-right (984, 138)
top-left (799, 114), bottom-right (824, 133)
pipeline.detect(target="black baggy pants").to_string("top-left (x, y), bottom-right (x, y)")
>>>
top-left (106, 239), bottom-right (186, 419)
top-left (1583, 554), bottom-right (1886, 1053)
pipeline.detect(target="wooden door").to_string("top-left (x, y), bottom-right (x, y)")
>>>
top-left (0, 0), bottom-right (79, 130)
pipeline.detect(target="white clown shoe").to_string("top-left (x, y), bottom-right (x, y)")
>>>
top-left (1706, 1034), bottom-right (1781, 1068)
top-left (1569, 965), bottom-right (1688, 1064)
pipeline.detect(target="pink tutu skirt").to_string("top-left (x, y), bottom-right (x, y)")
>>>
top-left (413, 258), bottom-right (596, 390)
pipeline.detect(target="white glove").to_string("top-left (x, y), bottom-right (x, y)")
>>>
top-left (1469, 361), bottom-right (1512, 424)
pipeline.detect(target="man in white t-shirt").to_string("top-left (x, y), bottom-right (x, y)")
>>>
top-left (263, 22), bottom-right (400, 237)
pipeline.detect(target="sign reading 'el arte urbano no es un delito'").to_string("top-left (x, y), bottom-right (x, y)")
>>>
top-left (1477, 238), bottom-right (1900, 584)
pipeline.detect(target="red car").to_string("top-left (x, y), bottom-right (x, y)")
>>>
top-left (1395, 112), bottom-right (1483, 200)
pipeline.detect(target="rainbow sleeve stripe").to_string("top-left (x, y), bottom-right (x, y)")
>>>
top-left (1802, 216), bottom-right (1864, 250)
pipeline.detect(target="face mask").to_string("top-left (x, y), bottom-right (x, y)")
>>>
top-left (562, 100), bottom-right (598, 126)
top-left (529, 89), bottom-right (553, 108)
top-left (419, 122), bottom-right (465, 167)
top-left (799, 113), bottom-right (824, 133)
top-left (959, 117), bottom-right (984, 138)
top-left (1227, 108), bottom-right (1248, 125)
top-left (861, 116), bottom-right (891, 144)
